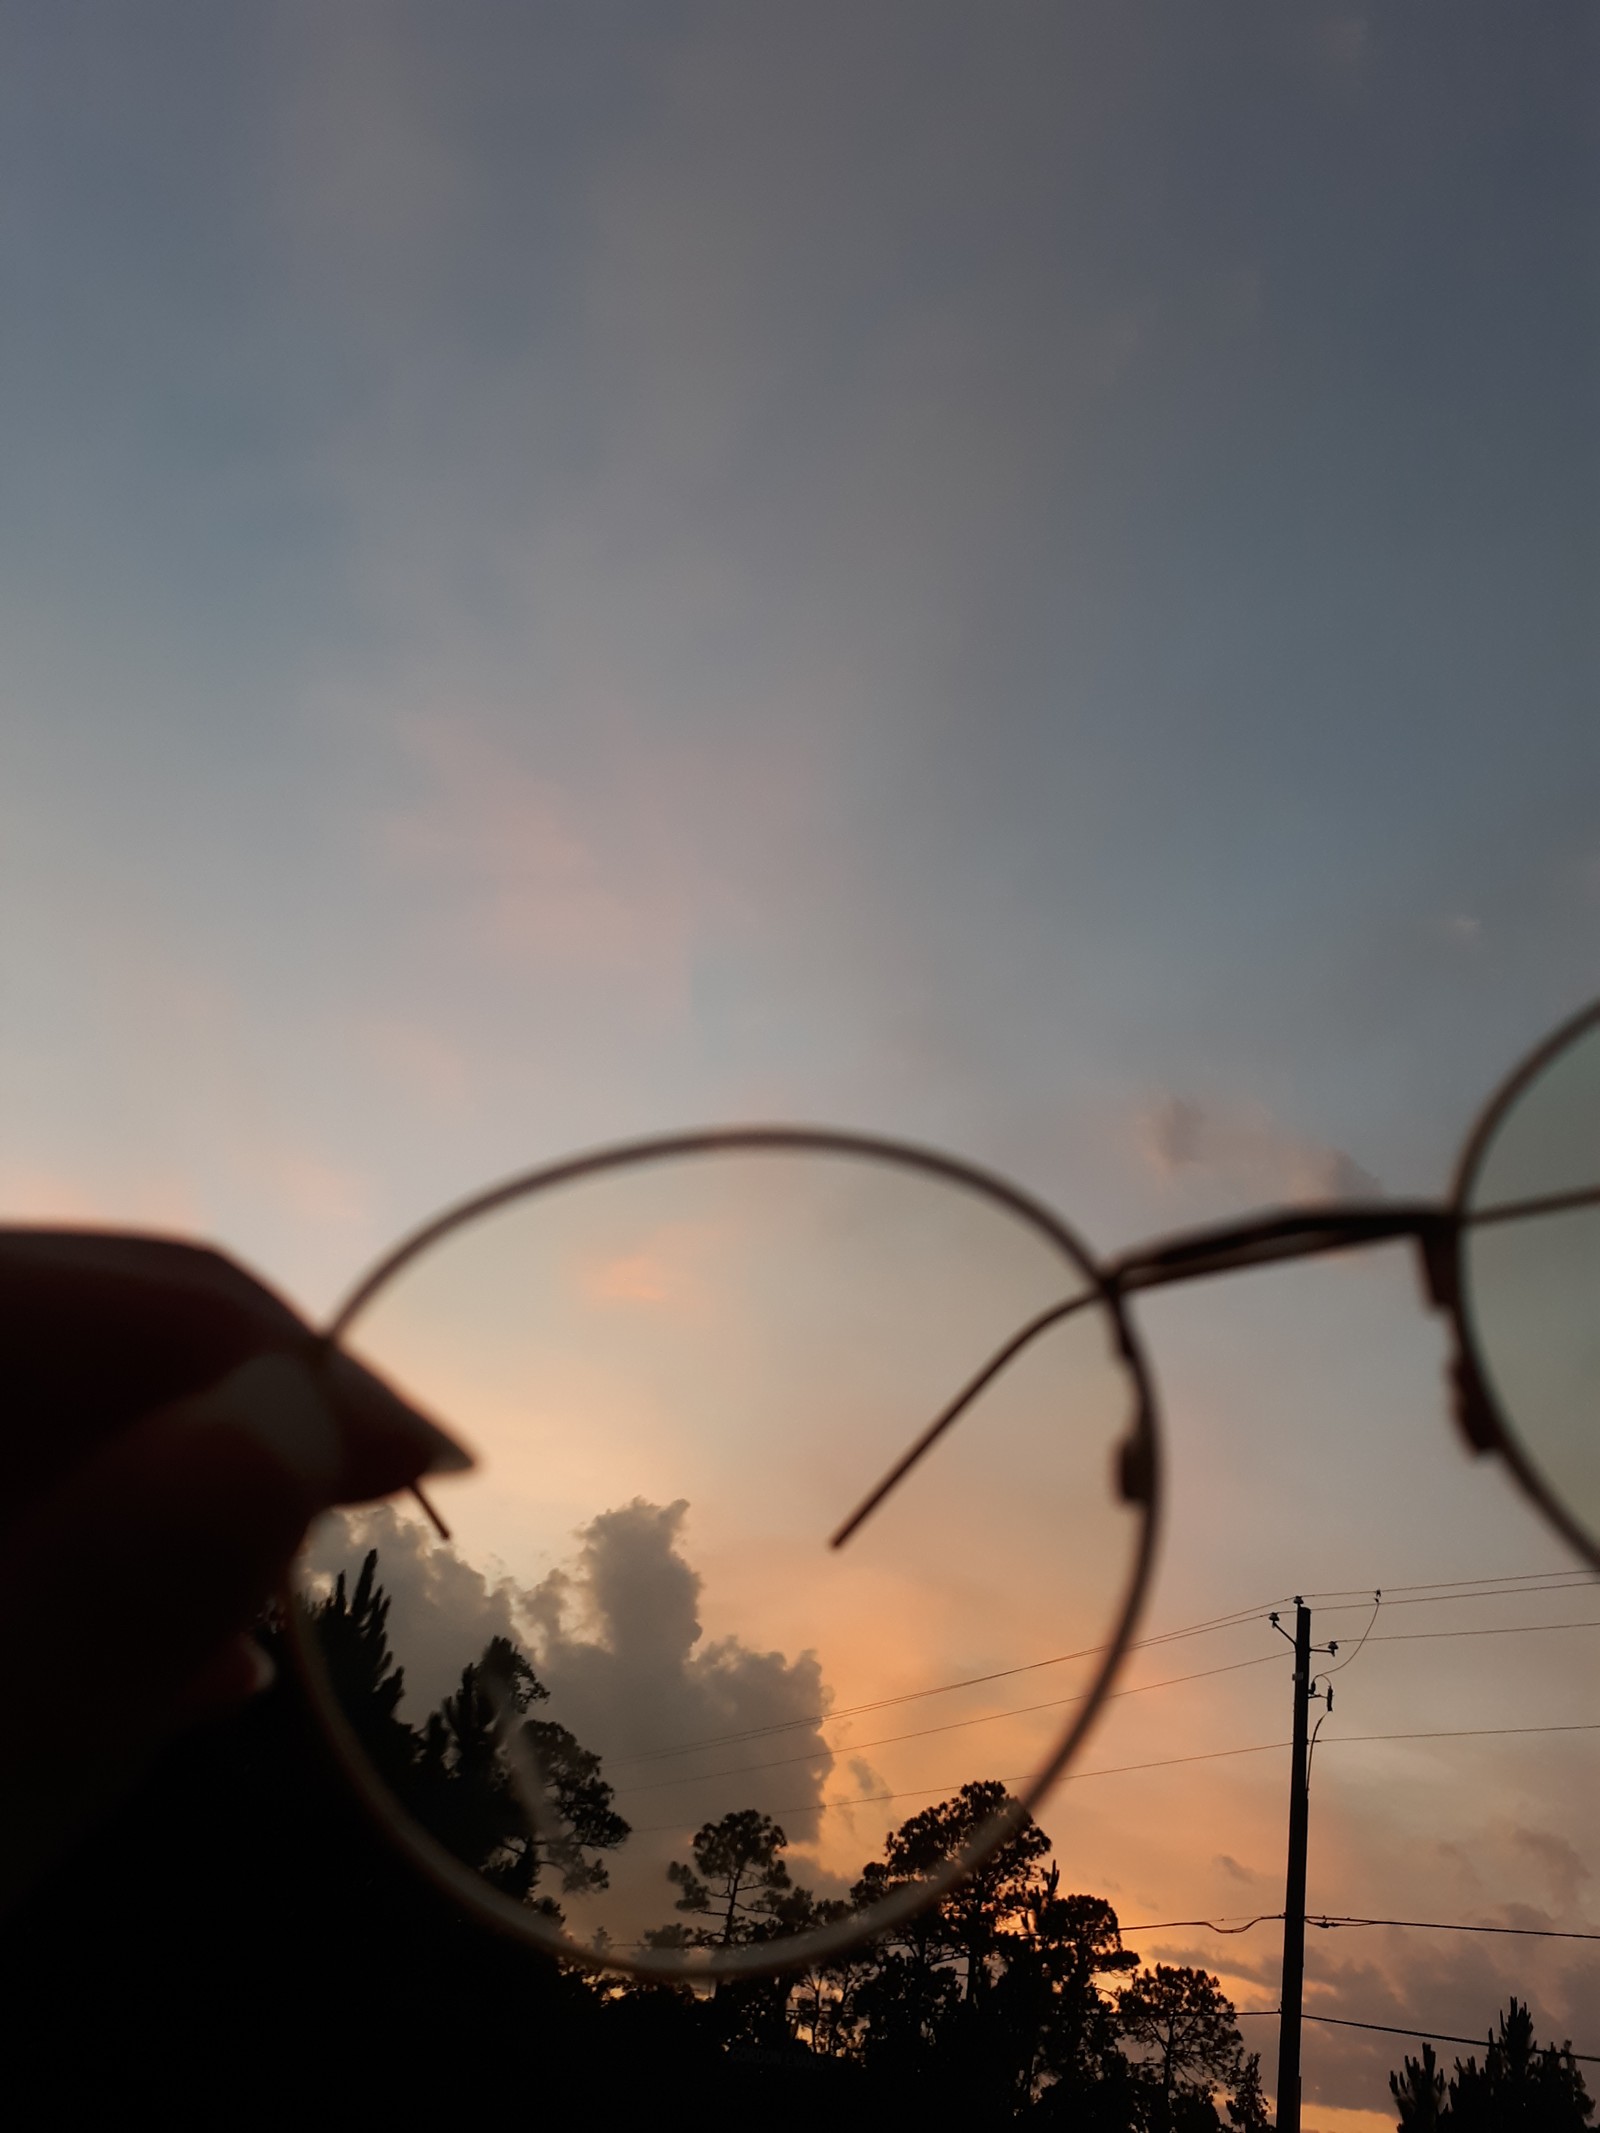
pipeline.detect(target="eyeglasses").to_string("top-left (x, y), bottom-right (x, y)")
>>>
top-left (287, 996), bottom-right (1600, 1982)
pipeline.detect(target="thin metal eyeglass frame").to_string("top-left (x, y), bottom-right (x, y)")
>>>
top-left (286, 993), bottom-right (1600, 1980)
top-left (838, 995), bottom-right (1600, 1573)
top-left (289, 1126), bottom-right (1163, 1984)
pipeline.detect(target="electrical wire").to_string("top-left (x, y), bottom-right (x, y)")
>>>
top-left (1321, 1591), bottom-right (1381, 1679)
top-left (1121, 1913), bottom-right (1600, 1945)
top-left (1297, 1570), bottom-right (1594, 1602)
top-left (1090, 1912), bottom-right (1600, 1946)
top-left (1118, 1913), bottom-right (1281, 1936)
top-left (1232, 2008), bottom-right (1600, 2064)
top-left (629, 1718), bottom-right (1600, 1833)
top-left (1305, 1707), bottom-right (1331, 1794)
top-left (608, 1610), bottom-right (1600, 1795)
top-left (628, 1738), bottom-right (1296, 1831)
top-left (1329, 1720), bottom-right (1600, 1749)
top-left (1295, 2011), bottom-right (1600, 2064)
top-left (1306, 1578), bottom-right (1595, 1617)
top-left (608, 1579), bottom-right (1599, 1773)
top-left (610, 1651), bottom-right (1285, 1799)
top-left (609, 1597), bottom-right (1279, 1767)
top-left (1368, 1617), bottom-right (1600, 1644)
top-left (1309, 1913), bottom-right (1600, 1943)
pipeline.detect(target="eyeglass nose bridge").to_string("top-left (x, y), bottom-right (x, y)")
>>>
top-left (1111, 1202), bottom-right (1507, 1467)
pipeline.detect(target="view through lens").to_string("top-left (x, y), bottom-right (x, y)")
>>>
top-left (1461, 1015), bottom-right (1600, 1562)
top-left (291, 1142), bottom-right (1148, 1973)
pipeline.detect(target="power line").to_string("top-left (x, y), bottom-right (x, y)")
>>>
top-left (1297, 2010), bottom-right (1600, 2065)
top-left (1308, 1580), bottom-right (1596, 1618)
top-left (1119, 1912), bottom-right (1282, 1936)
top-left (609, 1581), bottom-right (1600, 1772)
top-left (610, 1651), bottom-right (1284, 1798)
top-left (1236, 2009), bottom-right (1600, 2065)
top-left (630, 1719), bottom-right (1600, 1833)
top-left (610, 1598), bottom-right (1277, 1766)
top-left (1297, 1570), bottom-right (1594, 1602)
top-left (1309, 1913), bottom-right (1600, 1943)
top-left (1331, 1720), bottom-right (1600, 1749)
top-left (1369, 1618), bottom-right (1600, 1644)
top-left (608, 1613), bottom-right (1600, 1795)
top-left (631, 1738), bottom-right (1294, 1832)
top-left (1320, 1592), bottom-right (1381, 1680)
top-left (1107, 1912), bottom-right (1600, 1946)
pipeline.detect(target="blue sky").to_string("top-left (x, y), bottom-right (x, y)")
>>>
top-left (3, 8), bottom-right (1596, 2119)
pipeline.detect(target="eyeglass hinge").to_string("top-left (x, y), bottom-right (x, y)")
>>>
top-left (1116, 1436), bottom-right (1154, 1506)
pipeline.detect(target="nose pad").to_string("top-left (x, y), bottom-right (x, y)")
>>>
top-left (1116, 1434), bottom-right (1154, 1505)
top-left (1449, 1349), bottom-right (1504, 1457)
top-left (1419, 1230), bottom-right (1501, 1456)
top-left (1415, 1224), bottom-right (1458, 1312)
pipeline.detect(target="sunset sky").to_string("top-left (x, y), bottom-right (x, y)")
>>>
top-left (3, 7), bottom-right (1597, 2124)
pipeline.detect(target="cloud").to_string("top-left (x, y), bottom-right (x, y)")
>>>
top-left (1134, 1092), bottom-right (1380, 1205)
top-left (375, 718), bottom-right (704, 988)
top-left (354, 1017), bottom-right (473, 1114)
top-left (1213, 1852), bottom-right (1262, 1886)
top-left (521, 1499), bottom-right (840, 1898)
top-left (272, 1151), bottom-right (368, 1228)
top-left (1442, 912), bottom-right (1483, 943)
top-left (1511, 1825), bottom-right (1591, 1905)
top-left (308, 1493), bottom-right (841, 1945)
top-left (305, 1499), bottom-right (523, 1719)
top-left (1314, 16), bottom-right (1371, 77)
top-left (0, 1163), bottom-right (204, 1230)
top-left (1297, 1918), bottom-right (1600, 2114)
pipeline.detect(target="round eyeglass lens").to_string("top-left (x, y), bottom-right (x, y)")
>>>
top-left (1460, 1011), bottom-right (1600, 1564)
top-left (289, 1138), bottom-right (1152, 1977)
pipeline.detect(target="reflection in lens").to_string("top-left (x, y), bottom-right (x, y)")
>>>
top-left (290, 1142), bottom-right (1148, 1975)
top-left (1461, 1014), bottom-right (1600, 1561)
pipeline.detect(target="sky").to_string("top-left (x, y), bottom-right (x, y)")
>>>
top-left (2, 5), bottom-right (1597, 2123)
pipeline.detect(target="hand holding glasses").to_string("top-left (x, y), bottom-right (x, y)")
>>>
top-left (13, 1002), bottom-right (1595, 1975)
top-left (274, 996), bottom-right (1600, 1980)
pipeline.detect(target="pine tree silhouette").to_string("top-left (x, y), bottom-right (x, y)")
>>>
top-left (1391, 2040), bottom-right (1448, 2130)
top-left (1447, 1999), bottom-right (1594, 2130)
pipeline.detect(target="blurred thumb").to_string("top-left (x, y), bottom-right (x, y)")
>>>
top-left (0, 1351), bottom-right (468, 1910)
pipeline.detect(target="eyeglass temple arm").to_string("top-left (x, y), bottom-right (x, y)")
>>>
top-left (828, 1294), bottom-right (1097, 1549)
top-left (830, 1185), bottom-right (1600, 1551)
top-left (1111, 1183), bottom-right (1600, 1298)
top-left (830, 1205), bottom-right (1450, 1551)
top-left (828, 1208), bottom-right (1447, 1553)
top-left (1111, 1200), bottom-right (1517, 1455)
top-left (1108, 1200), bottom-right (1453, 1296)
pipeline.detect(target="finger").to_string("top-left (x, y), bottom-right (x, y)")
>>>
top-left (170, 1632), bottom-right (278, 1726)
top-left (0, 1228), bottom-right (313, 1514)
top-left (0, 1358), bottom-right (466, 1909)
top-left (156, 1348), bottom-right (475, 1506)
top-left (0, 1401), bottom-right (309, 1907)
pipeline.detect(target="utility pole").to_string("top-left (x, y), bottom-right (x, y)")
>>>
top-left (1272, 1599), bottom-right (1337, 2133)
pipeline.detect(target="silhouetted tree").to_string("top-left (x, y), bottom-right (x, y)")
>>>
top-left (855, 1781), bottom-right (1051, 2003)
top-left (413, 1633), bottom-right (629, 1908)
top-left (644, 1809), bottom-right (822, 2050)
top-left (1116, 1963), bottom-right (1243, 2129)
top-left (1446, 1999), bottom-right (1594, 2130)
top-left (1391, 2040), bottom-right (1448, 2130)
top-left (1005, 1874), bottom-right (1139, 2113)
top-left (1225, 2051), bottom-right (1270, 2130)
top-left (789, 1900), bottom-right (879, 2059)
top-left (849, 1784), bottom-right (1058, 2116)
top-left (303, 1549), bottom-right (417, 1782)
top-left (655, 1808), bottom-right (798, 1947)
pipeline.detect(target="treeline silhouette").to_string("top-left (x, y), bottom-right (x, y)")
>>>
top-left (306, 1548), bottom-right (1268, 2128)
top-left (1390, 2004), bottom-right (1593, 2129)
top-left (3, 1546), bottom-right (1589, 2132)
